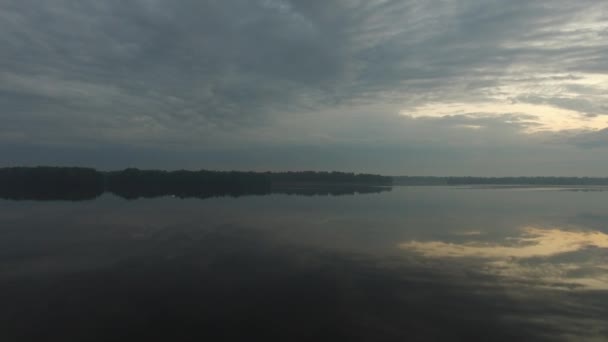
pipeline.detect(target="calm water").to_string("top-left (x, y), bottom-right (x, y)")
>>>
top-left (1, 186), bottom-right (608, 341)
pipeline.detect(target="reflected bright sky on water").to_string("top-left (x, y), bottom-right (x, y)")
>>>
top-left (1, 187), bottom-right (607, 341)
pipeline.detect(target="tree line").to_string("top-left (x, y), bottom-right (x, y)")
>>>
top-left (0, 167), bottom-right (393, 201)
top-left (0, 167), bottom-right (104, 200)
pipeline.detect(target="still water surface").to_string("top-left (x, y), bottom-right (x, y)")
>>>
top-left (1, 186), bottom-right (608, 341)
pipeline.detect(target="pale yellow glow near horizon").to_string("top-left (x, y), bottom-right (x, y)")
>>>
top-left (400, 72), bottom-right (608, 133)
top-left (402, 102), bottom-right (608, 132)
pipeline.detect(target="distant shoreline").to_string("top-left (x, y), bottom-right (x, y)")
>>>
top-left (0, 167), bottom-right (392, 201)
top-left (393, 176), bottom-right (608, 186)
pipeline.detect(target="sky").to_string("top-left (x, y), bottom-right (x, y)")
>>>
top-left (2, 0), bottom-right (608, 176)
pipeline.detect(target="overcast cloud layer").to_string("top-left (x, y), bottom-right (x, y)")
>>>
top-left (2, 0), bottom-right (608, 175)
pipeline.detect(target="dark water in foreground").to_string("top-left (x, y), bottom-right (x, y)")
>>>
top-left (1, 186), bottom-right (608, 341)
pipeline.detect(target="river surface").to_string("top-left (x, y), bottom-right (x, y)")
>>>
top-left (1, 186), bottom-right (607, 341)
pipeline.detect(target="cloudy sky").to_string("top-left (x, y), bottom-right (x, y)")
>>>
top-left (2, 0), bottom-right (608, 175)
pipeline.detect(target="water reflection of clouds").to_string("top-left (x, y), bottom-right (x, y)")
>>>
top-left (400, 227), bottom-right (608, 290)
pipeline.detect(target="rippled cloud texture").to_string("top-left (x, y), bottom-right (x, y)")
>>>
top-left (2, 0), bottom-right (608, 174)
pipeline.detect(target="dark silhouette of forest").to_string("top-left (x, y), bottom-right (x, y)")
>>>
top-left (0, 167), bottom-right (393, 201)
top-left (0, 167), bottom-right (104, 200)
top-left (106, 169), bottom-right (272, 199)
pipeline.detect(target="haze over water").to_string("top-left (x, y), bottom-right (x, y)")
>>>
top-left (1, 186), bottom-right (607, 341)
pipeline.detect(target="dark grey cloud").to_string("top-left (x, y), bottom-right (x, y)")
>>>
top-left (1, 0), bottom-right (355, 129)
top-left (553, 128), bottom-right (608, 149)
top-left (2, 0), bottom-right (608, 173)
